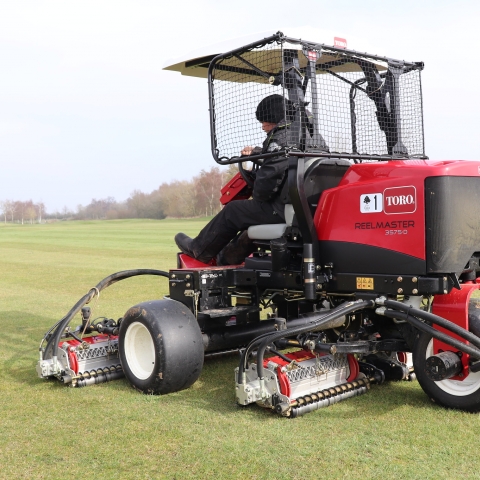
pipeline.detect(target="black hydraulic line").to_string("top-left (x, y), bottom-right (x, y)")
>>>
top-left (68, 331), bottom-right (83, 343)
top-left (253, 300), bottom-right (374, 381)
top-left (268, 347), bottom-right (295, 364)
top-left (237, 315), bottom-right (323, 379)
top-left (382, 310), bottom-right (480, 360)
top-left (239, 321), bottom-right (323, 384)
top-left (383, 299), bottom-right (480, 350)
top-left (241, 330), bottom-right (285, 364)
top-left (238, 299), bottom-right (371, 383)
top-left (43, 269), bottom-right (169, 360)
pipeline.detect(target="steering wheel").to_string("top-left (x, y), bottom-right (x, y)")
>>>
top-left (238, 160), bottom-right (259, 189)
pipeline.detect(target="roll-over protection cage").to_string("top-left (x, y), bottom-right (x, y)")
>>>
top-left (205, 32), bottom-right (425, 165)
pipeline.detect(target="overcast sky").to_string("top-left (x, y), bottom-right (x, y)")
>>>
top-left (1, 0), bottom-right (479, 212)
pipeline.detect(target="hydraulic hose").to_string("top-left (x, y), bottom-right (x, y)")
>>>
top-left (239, 326), bottom-right (305, 377)
top-left (238, 299), bottom-right (371, 383)
top-left (43, 269), bottom-right (169, 360)
top-left (238, 312), bottom-right (335, 383)
top-left (382, 299), bottom-right (480, 350)
top-left (382, 310), bottom-right (480, 360)
top-left (241, 299), bottom-right (374, 383)
top-left (268, 347), bottom-right (295, 364)
top-left (256, 299), bottom-right (374, 379)
top-left (238, 300), bottom-right (364, 378)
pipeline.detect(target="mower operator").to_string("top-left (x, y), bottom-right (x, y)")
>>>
top-left (174, 94), bottom-right (291, 265)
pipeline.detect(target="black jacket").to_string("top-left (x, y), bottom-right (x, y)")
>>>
top-left (251, 111), bottom-right (328, 209)
top-left (252, 120), bottom-right (290, 204)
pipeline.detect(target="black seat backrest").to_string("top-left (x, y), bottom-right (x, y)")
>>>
top-left (304, 158), bottom-right (351, 209)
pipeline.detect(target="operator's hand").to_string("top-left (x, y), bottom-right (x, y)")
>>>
top-left (241, 146), bottom-right (254, 156)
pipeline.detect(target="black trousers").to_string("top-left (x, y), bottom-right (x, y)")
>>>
top-left (190, 199), bottom-right (285, 263)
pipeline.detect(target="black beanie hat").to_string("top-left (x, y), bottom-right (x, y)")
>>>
top-left (256, 94), bottom-right (287, 124)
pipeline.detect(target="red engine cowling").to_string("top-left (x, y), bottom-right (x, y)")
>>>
top-left (314, 160), bottom-right (480, 277)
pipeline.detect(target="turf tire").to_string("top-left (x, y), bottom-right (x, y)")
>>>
top-left (413, 331), bottom-right (480, 412)
top-left (119, 298), bottom-right (204, 394)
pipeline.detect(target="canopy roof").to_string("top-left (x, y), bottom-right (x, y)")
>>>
top-left (163, 31), bottom-right (388, 83)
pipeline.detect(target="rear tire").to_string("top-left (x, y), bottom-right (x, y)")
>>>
top-left (413, 331), bottom-right (480, 411)
top-left (119, 299), bottom-right (204, 394)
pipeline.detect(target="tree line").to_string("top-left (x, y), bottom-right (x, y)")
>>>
top-left (0, 200), bottom-right (45, 224)
top-left (1, 165), bottom-right (238, 223)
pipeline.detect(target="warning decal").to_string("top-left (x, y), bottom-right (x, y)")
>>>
top-left (356, 277), bottom-right (374, 290)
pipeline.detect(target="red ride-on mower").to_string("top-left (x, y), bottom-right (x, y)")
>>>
top-left (37, 32), bottom-right (480, 417)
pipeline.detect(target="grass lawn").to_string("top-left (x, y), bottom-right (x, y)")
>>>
top-left (1, 219), bottom-right (480, 479)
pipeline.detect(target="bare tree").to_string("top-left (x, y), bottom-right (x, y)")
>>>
top-left (37, 202), bottom-right (45, 223)
top-left (14, 200), bottom-right (37, 224)
top-left (6, 201), bottom-right (16, 223)
top-left (194, 167), bottom-right (228, 216)
top-left (75, 205), bottom-right (84, 219)
top-left (158, 181), bottom-right (196, 217)
top-left (0, 200), bottom-right (11, 224)
top-left (15, 201), bottom-right (26, 224)
top-left (126, 189), bottom-right (165, 219)
top-left (26, 206), bottom-right (36, 224)
top-left (127, 190), bottom-right (148, 217)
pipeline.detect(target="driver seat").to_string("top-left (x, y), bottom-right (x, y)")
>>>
top-left (247, 158), bottom-right (351, 241)
top-left (247, 204), bottom-right (295, 240)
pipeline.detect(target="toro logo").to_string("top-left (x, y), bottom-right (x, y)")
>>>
top-left (334, 37), bottom-right (347, 49)
top-left (383, 186), bottom-right (416, 214)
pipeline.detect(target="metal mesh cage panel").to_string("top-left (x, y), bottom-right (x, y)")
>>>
top-left (209, 36), bottom-right (425, 163)
top-left (352, 68), bottom-right (424, 157)
top-left (210, 41), bottom-right (286, 161)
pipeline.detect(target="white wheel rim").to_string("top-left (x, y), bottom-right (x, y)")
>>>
top-left (124, 322), bottom-right (156, 380)
top-left (426, 339), bottom-right (480, 396)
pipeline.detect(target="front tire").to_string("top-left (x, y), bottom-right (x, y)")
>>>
top-left (119, 299), bottom-right (204, 394)
top-left (413, 331), bottom-right (480, 411)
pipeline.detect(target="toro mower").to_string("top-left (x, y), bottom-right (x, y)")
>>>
top-left (37, 32), bottom-right (480, 417)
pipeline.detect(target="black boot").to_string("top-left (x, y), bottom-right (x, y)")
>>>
top-left (216, 230), bottom-right (257, 265)
top-left (175, 232), bottom-right (215, 264)
top-left (174, 233), bottom-right (194, 257)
